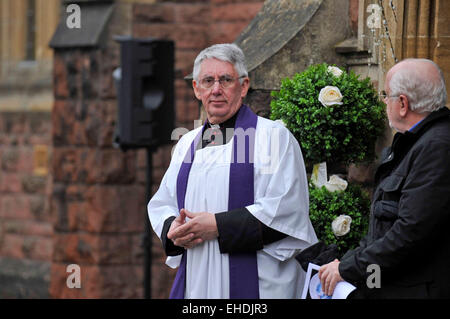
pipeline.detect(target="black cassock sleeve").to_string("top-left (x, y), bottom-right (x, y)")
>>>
top-left (161, 216), bottom-right (184, 256)
top-left (161, 209), bottom-right (288, 256)
top-left (215, 208), bottom-right (288, 254)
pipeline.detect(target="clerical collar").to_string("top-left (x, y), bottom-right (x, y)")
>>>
top-left (206, 111), bottom-right (238, 130)
top-left (202, 110), bottom-right (239, 148)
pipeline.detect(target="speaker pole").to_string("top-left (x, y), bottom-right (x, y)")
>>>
top-left (144, 147), bottom-right (153, 299)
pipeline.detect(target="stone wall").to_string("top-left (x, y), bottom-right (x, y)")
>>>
top-left (0, 0), bottom-right (58, 298)
top-left (0, 112), bottom-right (53, 298)
top-left (49, 45), bottom-right (148, 298)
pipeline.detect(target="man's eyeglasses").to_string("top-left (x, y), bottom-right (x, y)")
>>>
top-left (380, 90), bottom-right (399, 100)
top-left (198, 75), bottom-right (246, 89)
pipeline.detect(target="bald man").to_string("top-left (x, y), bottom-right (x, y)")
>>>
top-left (319, 59), bottom-right (450, 299)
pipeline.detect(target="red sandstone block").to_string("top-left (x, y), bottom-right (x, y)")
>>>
top-left (0, 233), bottom-right (25, 259)
top-left (0, 195), bottom-right (33, 219)
top-left (2, 219), bottom-right (52, 237)
top-left (151, 262), bottom-right (177, 299)
top-left (50, 184), bottom-right (71, 232)
top-left (65, 184), bottom-right (87, 201)
top-left (137, 167), bottom-right (147, 185)
top-left (79, 150), bottom-right (101, 184)
top-left (52, 148), bottom-right (78, 183)
top-left (175, 49), bottom-right (198, 75)
top-left (52, 100), bottom-right (77, 146)
top-left (0, 115), bottom-right (4, 133)
top-left (152, 145), bottom-right (166, 169)
top-left (83, 186), bottom-right (119, 233)
top-left (99, 234), bottom-right (140, 264)
top-left (52, 233), bottom-right (86, 263)
top-left (28, 221), bottom-right (53, 237)
top-left (17, 147), bottom-right (35, 174)
top-left (71, 121), bottom-right (89, 146)
top-left (53, 232), bottom-right (137, 265)
top-left (0, 135), bottom-right (13, 146)
top-left (21, 175), bottom-right (47, 195)
top-left (174, 3), bottom-right (210, 24)
top-left (133, 3), bottom-right (176, 23)
top-left (151, 167), bottom-right (165, 185)
top-left (98, 48), bottom-right (120, 100)
top-left (131, 233), bottom-right (145, 264)
top-left (28, 113), bottom-right (52, 135)
top-left (99, 264), bottom-right (144, 298)
top-left (175, 79), bottom-right (190, 102)
top-left (83, 148), bottom-right (137, 184)
top-left (66, 201), bottom-right (85, 231)
top-left (1, 148), bottom-right (20, 172)
top-left (175, 103), bottom-right (187, 124)
top-left (133, 23), bottom-right (208, 50)
top-left (30, 194), bottom-right (49, 221)
top-left (27, 236), bottom-right (53, 261)
top-left (96, 101), bottom-right (117, 147)
top-left (83, 185), bottom-right (146, 233)
top-left (10, 114), bottom-right (30, 135)
top-left (53, 54), bottom-right (69, 99)
top-left (137, 149), bottom-right (147, 170)
top-left (211, 2), bottom-right (263, 22)
top-left (176, 97), bottom-right (199, 124)
top-left (28, 135), bottom-right (51, 146)
top-left (98, 149), bottom-right (137, 184)
top-left (0, 172), bottom-right (22, 193)
top-left (185, 99), bottom-right (201, 122)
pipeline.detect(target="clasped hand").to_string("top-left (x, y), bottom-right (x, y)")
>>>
top-left (167, 209), bottom-right (219, 249)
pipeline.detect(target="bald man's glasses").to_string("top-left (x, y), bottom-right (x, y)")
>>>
top-left (380, 90), bottom-right (399, 101)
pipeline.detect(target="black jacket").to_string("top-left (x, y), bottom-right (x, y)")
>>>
top-left (339, 107), bottom-right (450, 298)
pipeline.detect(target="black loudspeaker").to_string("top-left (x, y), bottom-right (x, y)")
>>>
top-left (114, 36), bottom-right (175, 150)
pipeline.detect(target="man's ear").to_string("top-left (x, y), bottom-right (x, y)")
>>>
top-left (193, 80), bottom-right (201, 100)
top-left (240, 77), bottom-right (250, 98)
top-left (399, 95), bottom-right (409, 117)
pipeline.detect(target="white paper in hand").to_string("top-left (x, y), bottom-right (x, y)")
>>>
top-left (301, 263), bottom-right (356, 299)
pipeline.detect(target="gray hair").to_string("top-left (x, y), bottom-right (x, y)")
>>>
top-left (389, 58), bottom-right (447, 113)
top-left (192, 43), bottom-right (248, 82)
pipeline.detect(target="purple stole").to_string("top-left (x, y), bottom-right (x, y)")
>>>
top-left (169, 105), bottom-right (259, 299)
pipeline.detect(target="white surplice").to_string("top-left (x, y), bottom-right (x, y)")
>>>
top-left (147, 116), bottom-right (318, 299)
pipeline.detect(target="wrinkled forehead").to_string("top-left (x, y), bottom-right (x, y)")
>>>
top-left (198, 58), bottom-right (238, 77)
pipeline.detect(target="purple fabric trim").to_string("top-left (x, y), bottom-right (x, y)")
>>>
top-left (169, 121), bottom-right (206, 299)
top-left (228, 105), bottom-right (259, 299)
top-left (169, 105), bottom-right (259, 299)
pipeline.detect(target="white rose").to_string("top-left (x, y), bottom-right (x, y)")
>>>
top-left (318, 86), bottom-right (344, 107)
top-left (327, 66), bottom-right (344, 77)
top-left (332, 215), bottom-right (352, 237)
top-left (324, 175), bottom-right (348, 192)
